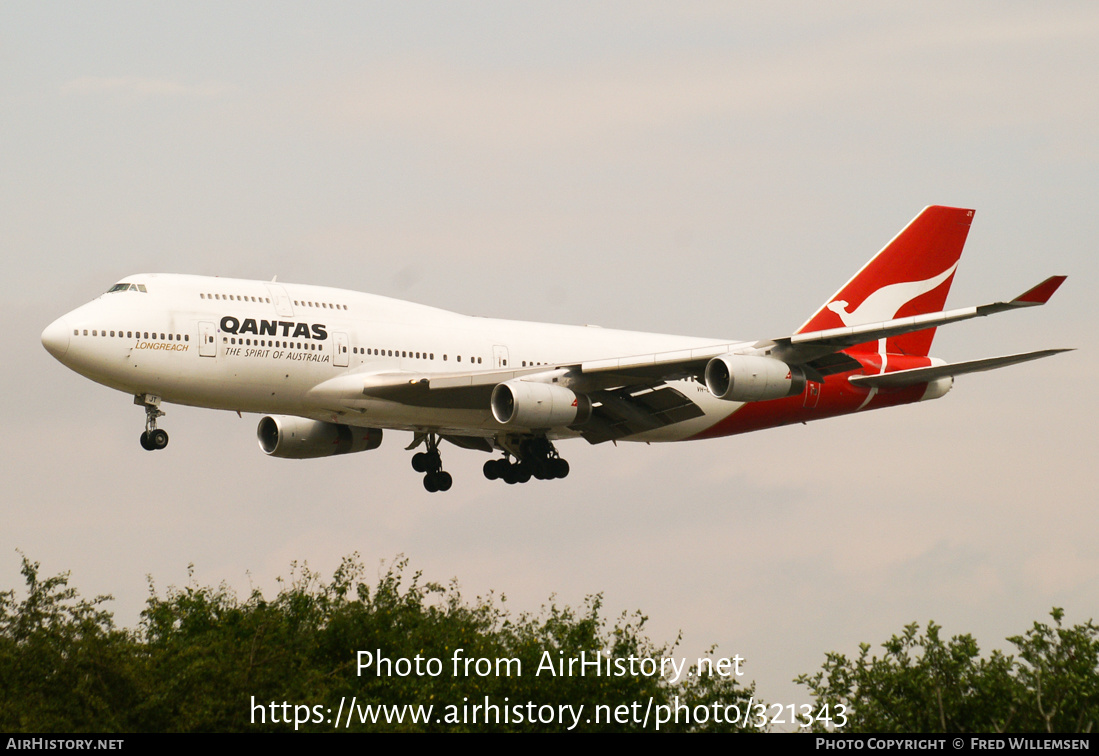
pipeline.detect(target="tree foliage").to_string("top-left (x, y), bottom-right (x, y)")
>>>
top-left (796, 610), bottom-right (1099, 733)
top-left (1, 554), bottom-right (755, 732)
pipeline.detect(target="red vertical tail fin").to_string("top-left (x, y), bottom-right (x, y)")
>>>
top-left (796, 206), bottom-right (975, 357)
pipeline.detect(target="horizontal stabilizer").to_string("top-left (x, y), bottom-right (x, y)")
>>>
top-left (848, 349), bottom-right (1073, 388)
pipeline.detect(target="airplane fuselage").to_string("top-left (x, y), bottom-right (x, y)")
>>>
top-left (43, 273), bottom-right (765, 442)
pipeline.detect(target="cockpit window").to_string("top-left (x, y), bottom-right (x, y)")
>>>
top-left (105, 283), bottom-right (148, 293)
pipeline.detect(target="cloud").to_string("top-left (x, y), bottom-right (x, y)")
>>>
top-left (60, 76), bottom-right (237, 98)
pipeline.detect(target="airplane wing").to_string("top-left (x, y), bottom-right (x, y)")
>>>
top-left (306, 275), bottom-right (1068, 442)
top-left (574, 275), bottom-right (1068, 385)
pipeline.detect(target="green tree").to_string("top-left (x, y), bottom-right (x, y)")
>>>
top-left (796, 609), bottom-right (1098, 733)
top-left (1008, 608), bottom-right (1099, 732)
top-left (0, 556), bottom-right (141, 732)
top-left (2, 554), bottom-right (758, 732)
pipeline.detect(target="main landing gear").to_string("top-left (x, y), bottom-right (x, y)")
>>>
top-left (407, 433), bottom-right (570, 491)
top-left (136, 394), bottom-right (169, 451)
top-left (410, 433), bottom-right (452, 493)
top-left (483, 437), bottom-right (569, 485)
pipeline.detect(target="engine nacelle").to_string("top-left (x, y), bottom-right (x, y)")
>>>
top-left (705, 354), bottom-right (806, 402)
top-left (490, 380), bottom-right (592, 428)
top-left (257, 415), bottom-right (382, 459)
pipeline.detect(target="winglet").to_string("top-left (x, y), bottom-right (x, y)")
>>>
top-left (1013, 275), bottom-right (1067, 305)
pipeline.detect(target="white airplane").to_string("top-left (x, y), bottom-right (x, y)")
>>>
top-left (42, 206), bottom-right (1069, 492)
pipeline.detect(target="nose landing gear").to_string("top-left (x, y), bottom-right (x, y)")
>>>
top-left (136, 394), bottom-right (169, 451)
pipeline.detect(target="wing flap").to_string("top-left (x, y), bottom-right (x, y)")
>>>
top-left (577, 384), bottom-right (706, 444)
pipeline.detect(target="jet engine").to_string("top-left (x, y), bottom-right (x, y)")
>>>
top-left (704, 354), bottom-right (806, 402)
top-left (257, 415), bottom-right (382, 459)
top-left (490, 380), bottom-right (592, 428)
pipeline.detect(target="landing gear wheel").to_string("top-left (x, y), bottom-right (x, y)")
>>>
top-left (139, 431), bottom-right (154, 451)
top-left (423, 470), bottom-right (452, 493)
top-left (150, 429), bottom-right (169, 450)
top-left (552, 458), bottom-right (569, 479)
top-left (412, 452), bottom-right (429, 473)
top-left (483, 460), bottom-right (501, 480)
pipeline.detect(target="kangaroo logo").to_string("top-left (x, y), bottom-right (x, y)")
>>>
top-left (826, 261), bottom-right (959, 327)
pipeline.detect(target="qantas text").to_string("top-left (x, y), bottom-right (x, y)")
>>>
top-left (220, 316), bottom-right (327, 341)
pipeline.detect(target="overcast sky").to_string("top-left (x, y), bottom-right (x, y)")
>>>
top-left (3, 2), bottom-right (1097, 717)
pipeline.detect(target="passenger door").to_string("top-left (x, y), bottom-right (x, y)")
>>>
top-left (199, 322), bottom-right (217, 357)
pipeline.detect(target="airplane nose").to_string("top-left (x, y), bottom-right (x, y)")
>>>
top-left (42, 317), bottom-right (71, 360)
